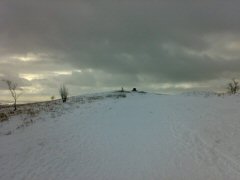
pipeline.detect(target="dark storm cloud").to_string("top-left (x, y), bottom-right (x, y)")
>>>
top-left (1, 0), bottom-right (240, 94)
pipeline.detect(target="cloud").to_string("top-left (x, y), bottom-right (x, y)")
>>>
top-left (1, 0), bottom-right (240, 100)
top-left (0, 74), bottom-right (31, 90)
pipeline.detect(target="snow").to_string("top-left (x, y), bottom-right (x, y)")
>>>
top-left (1, 92), bottom-right (240, 179)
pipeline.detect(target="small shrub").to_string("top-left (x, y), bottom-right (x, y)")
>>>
top-left (0, 113), bottom-right (8, 122)
top-left (59, 84), bottom-right (68, 103)
top-left (51, 96), bottom-right (55, 100)
top-left (227, 78), bottom-right (239, 94)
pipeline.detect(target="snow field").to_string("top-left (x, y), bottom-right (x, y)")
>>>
top-left (1, 92), bottom-right (240, 179)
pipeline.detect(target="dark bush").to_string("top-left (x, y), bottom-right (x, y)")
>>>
top-left (227, 79), bottom-right (239, 94)
top-left (0, 113), bottom-right (8, 122)
top-left (59, 84), bottom-right (69, 103)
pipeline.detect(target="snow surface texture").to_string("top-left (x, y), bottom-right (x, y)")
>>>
top-left (1, 92), bottom-right (240, 180)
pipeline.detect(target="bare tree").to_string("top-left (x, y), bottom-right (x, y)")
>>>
top-left (227, 78), bottom-right (239, 94)
top-left (59, 84), bottom-right (68, 103)
top-left (3, 80), bottom-right (22, 111)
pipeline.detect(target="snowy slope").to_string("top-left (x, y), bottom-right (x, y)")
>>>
top-left (1, 92), bottom-right (240, 180)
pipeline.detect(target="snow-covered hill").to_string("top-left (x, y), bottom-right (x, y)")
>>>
top-left (1, 92), bottom-right (240, 180)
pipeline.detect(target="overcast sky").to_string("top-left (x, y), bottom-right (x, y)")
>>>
top-left (1, 0), bottom-right (240, 102)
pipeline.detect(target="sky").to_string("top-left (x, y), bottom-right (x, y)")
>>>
top-left (1, 0), bottom-right (240, 102)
